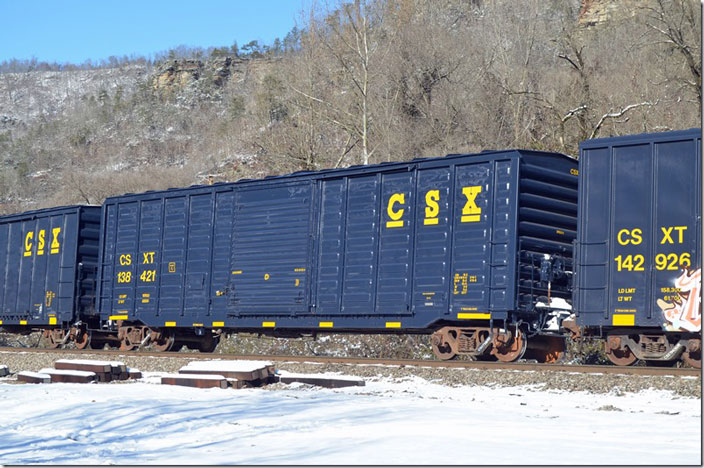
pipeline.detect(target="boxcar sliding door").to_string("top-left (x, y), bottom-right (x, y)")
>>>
top-left (229, 181), bottom-right (316, 316)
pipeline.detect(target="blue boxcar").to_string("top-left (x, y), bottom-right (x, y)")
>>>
top-left (97, 149), bottom-right (577, 336)
top-left (0, 205), bottom-right (101, 328)
top-left (574, 129), bottom-right (701, 365)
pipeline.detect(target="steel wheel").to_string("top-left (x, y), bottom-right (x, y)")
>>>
top-left (682, 339), bottom-right (701, 368)
top-left (491, 328), bottom-right (527, 362)
top-left (118, 326), bottom-right (146, 351)
top-left (74, 329), bottom-right (91, 350)
top-left (119, 336), bottom-right (137, 351)
top-left (198, 334), bottom-right (220, 353)
top-left (431, 328), bottom-right (458, 360)
top-left (152, 332), bottom-right (175, 352)
top-left (171, 340), bottom-right (185, 353)
top-left (42, 329), bottom-right (66, 349)
top-left (605, 335), bottom-right (637, 366)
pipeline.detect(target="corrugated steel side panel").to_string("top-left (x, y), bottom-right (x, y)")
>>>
top-left (412, 167), bottom-right (452, 317)
top-left (97, 187), bottom-right (235, 327)
top-left (0, 206), bottom-right (100, 326)
top-left (97, 148), bottom-right (577, 330)
top-left (575, 129), bottom-right (702, 331)
top-left (229, 181), bottom-right (314, 315)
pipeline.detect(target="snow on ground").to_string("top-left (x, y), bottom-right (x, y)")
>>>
top-left (0, 373), bottom-right (700, 465)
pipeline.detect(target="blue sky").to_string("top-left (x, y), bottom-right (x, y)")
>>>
top-left (0, 0), bottom-right (311, 64)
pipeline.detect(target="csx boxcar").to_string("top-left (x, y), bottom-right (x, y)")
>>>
top-left (574, 128), bottom-right (701, 367)
top-left (97, 149), bottom-right (578, 359)
top-left (0, 205), bottom-right (101, 346)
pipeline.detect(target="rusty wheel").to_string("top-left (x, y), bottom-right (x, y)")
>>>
top-left (491, 328), bottom-right (527, 362)
top-left (74, 329), bottom-right (91, 350)
top-left (198, 334), bottom-right (220, 353)
top-left (119, 343), bottom-right (136, 351)
top-left (118, 326), bottom-right (146, 351)
top-left (119, 334), bottom-right (137, 351)
top-left (682, 339), bottom-right (701, 369)
top-left (152, 332), bottom-right (175, 352)
top-left (605, 335), bottom-right (637, 366)
top-left (42, 329), bottom-right (67, 349)
top-left (171, 340), bottom-right (185, 352)
top-left (431, 328), bottom-right (459, 360)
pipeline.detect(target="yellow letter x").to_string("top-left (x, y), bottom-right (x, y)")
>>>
top-left (461, 186), bottom-right (481, 222)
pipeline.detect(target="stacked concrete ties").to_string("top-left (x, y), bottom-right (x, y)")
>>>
top-left (1, 358), bottom-right (366, 389)
top-left (162, 360), bottom-right (366, 390)
top-left (16, 359), bottom-right (142, 384)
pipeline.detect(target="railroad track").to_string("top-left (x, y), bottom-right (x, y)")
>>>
top-left (0, 346), bottom-right (699, 377)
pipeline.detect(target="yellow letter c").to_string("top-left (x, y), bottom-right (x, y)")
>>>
top-left (386, 193), bottom-right (405, 228)
top-left (24, 231), bottom-right (33, 256)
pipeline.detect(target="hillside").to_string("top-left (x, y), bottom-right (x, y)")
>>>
top-left (0, 0), bottom-right (699, 214)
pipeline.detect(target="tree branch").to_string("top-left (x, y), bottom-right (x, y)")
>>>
top-left (590, 102), bottom-right (655, 139)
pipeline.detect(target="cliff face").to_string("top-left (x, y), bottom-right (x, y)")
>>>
top-left (0, 55), bottom-right (276, 213)
top-left (578, 0), bottom-right (646, 26)
top-left (153, 60), bottom-right (202, 89)
top-left (0, 65), bottom-right (147, 130)
top-left (0, 57), bottom-right (255, 130)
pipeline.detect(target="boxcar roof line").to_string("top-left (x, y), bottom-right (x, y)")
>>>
top-left (110, 148), bottom-right (577, 201)
top-left (0, 204), bottom-right (99, 221)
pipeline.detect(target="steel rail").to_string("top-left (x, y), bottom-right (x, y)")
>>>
top-left (0, 346), bottom-right (699, 377)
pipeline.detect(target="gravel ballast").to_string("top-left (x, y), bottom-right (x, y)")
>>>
top-left (0, 350), bottom-right (699, 398)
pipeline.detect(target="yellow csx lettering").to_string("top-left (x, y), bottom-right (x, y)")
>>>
top-left (424, 190), bottom-right (440, 225)
top-left (119, 254), bottom-right (132, 266)
top-left (461, 186), bottom-right (482, 223)
top-left (386, 193), bottom-right (405, 228)
top-left (660, 226), bottom-right (687, 244)
top-left (37, 230), bottom-right (45, 255)
top-left (142, 252), bottom-right (155, 264)
top-left (50, 227), bottom-right (61, 254)
top-left (24, 229), bottom-right (57, 257)
top-left (24, 231), bottom-right (33, 257)
top-left (617, 228), bottom-right (642, 245)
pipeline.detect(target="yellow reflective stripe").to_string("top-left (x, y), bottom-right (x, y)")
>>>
top-left (19, 320), bottom-right (27, 325)
top-left (612, 314), bottom-right (635, 326)
top-left (49, 317), bottom-right (57, 325)
top-left (212, 321), bottom-right (224, 327)
top-left (232, 270), bottom-right (242, 275)
top-left (319, 322), bottom-right (333, 328)
top-left (385, 322), bottom-right (401, 329)
top-left (457, 313), bottom-right (491, 319)
top-left (0, 320), bottom-right (3, 325)
top-left (109, 315), bottom-right (128, 320)
top-left (192, 323), bottom-right (203, 327)
top-left (165, 321), bottom-right (176, 327)
top-left (262, 321), bottom-right (276, 328)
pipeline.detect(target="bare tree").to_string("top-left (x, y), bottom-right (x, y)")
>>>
top-left (642, 0), bottom-right (701, 102)
top-left (289, 0), bottom-right (397, 165)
